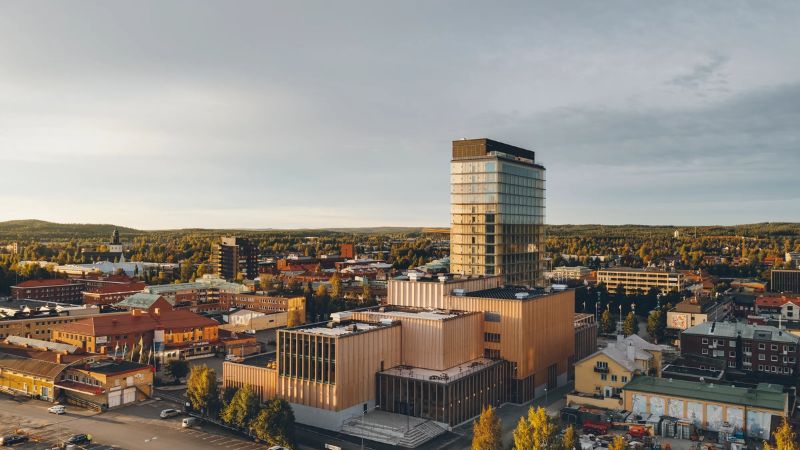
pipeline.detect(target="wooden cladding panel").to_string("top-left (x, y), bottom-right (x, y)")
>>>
top-left (222, 362), bottom-right (277, 402)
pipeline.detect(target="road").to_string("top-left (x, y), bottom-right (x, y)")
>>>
top-left (0, 395), bottom-right (364, 450)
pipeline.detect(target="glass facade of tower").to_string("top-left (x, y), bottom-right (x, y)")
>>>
top-left (450, 141), bottom-right (545, 286)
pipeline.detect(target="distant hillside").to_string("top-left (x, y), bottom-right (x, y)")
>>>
top-left (1, 219), bottom-right (798, 242)
top-left (0, 220), bottom-right (140, 240)
top-left (0, 220), bottom-right (425, 241)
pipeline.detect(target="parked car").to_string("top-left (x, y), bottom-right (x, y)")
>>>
top-left (225, 354), bottom-right (244, 362)
top-left (160, 408), bottom-right (181, 419)
top-left (0, 434), bottom-right (28, 446)
top-left (48, 405), bottom-right (66, 415)
top-left (60, 434), bottom-right (90, 448)
top-left (244, 329), bottom-right (256, 335)
top-left (181, 417), bottom-right (198, 428)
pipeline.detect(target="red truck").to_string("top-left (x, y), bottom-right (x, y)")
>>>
top-left (627, 425), bottom-right (650, 439)
top-left (582, 420), bottom-right (610, 435)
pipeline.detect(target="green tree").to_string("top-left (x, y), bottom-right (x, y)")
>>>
top-left (561, 425), bottom-right (577, 450)
top-left (165, 356), bottom-right (187, 380)
top-left (187, 365), bottom-right (220, 417)
top-left (513, 406), bottom-right (558, 450)
top-left (600, 308), bottom-right (614, 335)
top-left (622, 311), bottom-right (638, 336)
top-left (646, 309), bottom-right (665, 342)
top-left (220, 385), bottom-right (260, 429)
top-left (249, 399), bottom-right (296, 448)
top-left (471, 405), bottom-right (502, 450)
top-left (764, 417), bottom-right (798, 450)
top-left (180, 260), bottom-right (192, 282)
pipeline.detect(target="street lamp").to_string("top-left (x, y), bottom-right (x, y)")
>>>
top-left (544, 387), bottom-right (549, 406)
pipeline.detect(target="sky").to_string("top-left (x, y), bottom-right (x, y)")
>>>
top-left (1, 1), bottom-right (799, 229)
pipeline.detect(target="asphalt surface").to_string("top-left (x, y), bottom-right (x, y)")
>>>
top-left (0, 394), bottom-right (363, 450)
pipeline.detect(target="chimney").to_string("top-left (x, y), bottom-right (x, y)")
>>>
top-left (56, 354), bottom-right (62, 364)
top-left (627, 342), bottom-right (635, 362)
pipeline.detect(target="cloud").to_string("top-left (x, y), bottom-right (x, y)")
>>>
top-left (665, 53), bottom-right (731, 99)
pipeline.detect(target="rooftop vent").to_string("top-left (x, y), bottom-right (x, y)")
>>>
top-left (453, 289), bottom-right (465, 297)
top-left (515, 292), bottom-right (529, 299)
top-left (408, 273), bottom-right (420, 281)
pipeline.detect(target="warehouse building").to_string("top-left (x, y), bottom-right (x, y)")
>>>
top-left (623, 376), bottom-right (788, 440)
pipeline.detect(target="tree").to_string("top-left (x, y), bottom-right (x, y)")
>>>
top-left (220, 385), bottom-right (260, 429)
top-left (600, 308), bottom-right (614, 335)
top-left (513, 406), bottom-right (558, 450)
top-left (187, 365), bottom-right (220, 416)
top-left (609, 435), bottom-right (626, 450)
top-left (287, 309), bottom-right (303, 327)
top-left (164, 358), bottom-right (189, 383)
top-left (249, 398), bottom-right (296, 448)
top-left (361, 282), bottom-right (372, 302)
top-left (561, 425), bottom-right (576, 450)
top-left (315, 284), bottom-right (328, 298)
top-left (764, 417), bottom-right (799, 450)
top-left (646, 309), bottom-right (665, 342)
top-left (622, 311), bottom-right (638, 336)
top-left (471, 405), bottom-right (502, 450)
top-left (329, 274), bottom-right (342, 299)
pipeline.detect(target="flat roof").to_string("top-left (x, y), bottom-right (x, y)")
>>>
top-left (599, 267), bottom-right (677, 274)
top-left (624, 376), bottom-right (786, 411)
top-left (459, 287), bottom-right (549, 300)
top-left (292, 321), bottom-right (391, 337)
top-left (682, 321), bottom-right (799, 343)
top-left (380, 358), bottom-right (501, 384)
top-left (361, 307), bottom-right (469, 321)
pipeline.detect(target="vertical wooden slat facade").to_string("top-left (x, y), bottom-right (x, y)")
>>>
top-left (387, 277), bottom-right (503, 310)
top-left (350, 311), bottom-right (484, 371)
top-left (222, 361), bottom-right (277, 402)
top-left (276, 323), bottom-right (401, 411)
top-left (447, 289), bottom-right (575, 402)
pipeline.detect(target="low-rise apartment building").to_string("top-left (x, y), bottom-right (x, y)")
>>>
top-left (598, 267), bottom-right (685, 295)
top-left (680, 322), bottom-right (799, 376)
top-left (11, 279), bottom-right (86, 304)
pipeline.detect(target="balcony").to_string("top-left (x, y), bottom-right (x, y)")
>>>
top-left (593, 366), bottom-right (609, 374)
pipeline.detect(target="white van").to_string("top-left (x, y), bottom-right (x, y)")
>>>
top-left (181, 417), bottom-right (198, 428)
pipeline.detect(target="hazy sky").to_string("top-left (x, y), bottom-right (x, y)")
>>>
top-left (1, 1), bottom-right (799, 229)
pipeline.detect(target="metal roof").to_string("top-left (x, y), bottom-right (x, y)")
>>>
top-left (115, 292), bottom-right (169, 309)
top-left (4, 336), bottom-right (79, 354)
top-left (624, 376), bottom-right (787, 412)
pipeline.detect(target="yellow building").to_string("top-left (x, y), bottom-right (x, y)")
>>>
top-left (569, 335), bottom-right (662, 409)
top-left (0, 337), bottom-right (152, 409)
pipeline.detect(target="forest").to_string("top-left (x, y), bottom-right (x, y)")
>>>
top-left (1, 220), bottom-right (798, 294)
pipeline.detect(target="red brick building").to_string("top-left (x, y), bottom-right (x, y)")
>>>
top-left (82, 281), bottom-right (146, 306)
top-left (11, 279), bottom-right (85, 304)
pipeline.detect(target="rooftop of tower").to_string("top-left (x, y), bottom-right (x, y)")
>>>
top-left (452, 138), bottom-right (538, 164)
